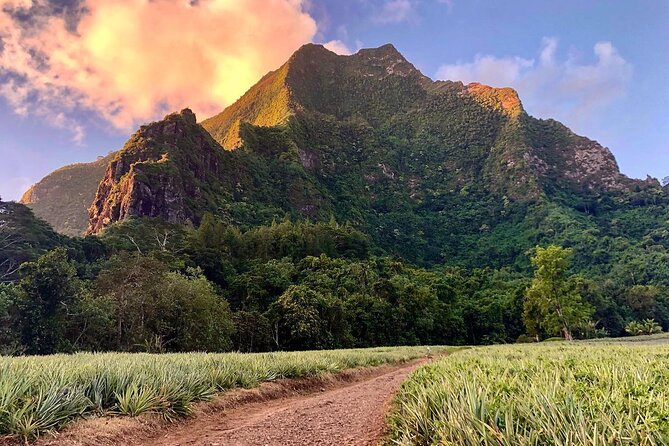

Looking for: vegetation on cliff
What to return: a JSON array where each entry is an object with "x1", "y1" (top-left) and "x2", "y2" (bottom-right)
[{"x1": 4, "y1": 44, "x2": 669, "y2": 356}]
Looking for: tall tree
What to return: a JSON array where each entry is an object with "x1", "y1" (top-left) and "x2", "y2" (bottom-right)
[
  {"x1": 523, "y1": 246, "x2": 594, "y2": 340},
  {"x1": 17, "y1": 248, "x2": 81, "y2": 354}
]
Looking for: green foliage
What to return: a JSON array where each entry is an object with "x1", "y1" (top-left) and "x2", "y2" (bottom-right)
[
  {"x1": 523, "y1": 246, "x2": 594, "y2": 340},
  {"x1": 269, "y1": 285, "x2": 340, "y2": 350},
  {"x1": 625, "y1": 319, "x2": 663, "y2": 336},
  {"x1": 388, "y1": 344, "x2": 669, "y2": 445},
  {"x1": 91, "y1": 255, "x2": 233, "y2": 352},
  {"x1": 4, "y1": 203, "x2": 669, "y2": 355},
  {"x1": 161, "y1": 269, "x2": 234, "y2": 352},
  {"x1": 232, "y1": 311, "x2": 272, "y2": 352},
  {"x1": 0, "y1": 346, "x2": 445, "y2": 441},
  {"x1": 0, "y1": 201, "x2": 63, "y2": 283},
  {"x1": 16, "y1": 248, "x2": 83, "y2": 354},
  {"x1": 0, "y1": 284, "x2": 22, "y2": 355}
]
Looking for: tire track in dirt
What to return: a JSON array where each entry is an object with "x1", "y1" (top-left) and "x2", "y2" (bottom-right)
[{"x1": 143, "y1": 361, "x2": 420, "y2": 446}]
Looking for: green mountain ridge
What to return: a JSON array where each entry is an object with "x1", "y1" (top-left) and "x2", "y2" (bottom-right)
[
  {"x1": 4, "y1": 45, "x2": 669, "y2": 356},
  {"x1": 22, "y1": 44, "x2": 667, "y2": 268}
]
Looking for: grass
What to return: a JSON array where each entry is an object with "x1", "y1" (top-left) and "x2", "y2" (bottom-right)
[
  {"x1": 0, "y1": 346, "x2": 446, "y2": 441},
  {"x1": 584, "y1": 332, "x2": 669, "y2": 345},
  {"x1": 387, "y1": 344, "x2": 669, "y2": 445}
]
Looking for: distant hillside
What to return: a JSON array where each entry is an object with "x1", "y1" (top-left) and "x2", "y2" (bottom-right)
[{"x1": 21, "y1": 153, "x2": 115, "y2": 236}]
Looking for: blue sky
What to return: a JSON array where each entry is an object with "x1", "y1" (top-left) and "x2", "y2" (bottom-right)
[{"x1": 1, "y1": 0, "x2": 667, "y2": 200}]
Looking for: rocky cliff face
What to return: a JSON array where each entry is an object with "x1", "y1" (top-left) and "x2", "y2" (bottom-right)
[
  {"x1": 25, "y1": 44, "x2": 663, "y2": 261},
  {"x1": 87, "y1": 109, "x2": 229, "y2": 234}
]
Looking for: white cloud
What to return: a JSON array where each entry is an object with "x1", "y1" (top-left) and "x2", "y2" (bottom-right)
[
  {"x1": 323, "y1": 39, "x2": 353, "y2": 55},
  {"x1": 437, "y1": 55, "x2": 534, "y2": 87},
  {"x1": 0, "y1": 0, "x2": 319, "y2": 141},
  {"x1": 374, "y1": 0, "x2": 416, "y2": 24},
  {"x1": 436, "y1": 37, "x2": 633, "y2": 124}
]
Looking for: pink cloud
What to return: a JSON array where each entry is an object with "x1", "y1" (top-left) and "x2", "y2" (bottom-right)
[{"x1": 0, "y1": 0, "x2": 318, "y2": 137}]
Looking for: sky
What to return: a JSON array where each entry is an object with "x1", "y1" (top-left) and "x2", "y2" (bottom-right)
[{"x1": 0, "y1": 0, "x2": 667, "y2": 200}]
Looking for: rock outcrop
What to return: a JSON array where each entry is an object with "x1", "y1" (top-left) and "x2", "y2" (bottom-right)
[
  {"x1": 87, "y1": 109, "x2": 228, "y2": 234},
  {"x1": 24, "y1": 43, "x2": 662, "y2": 260}
]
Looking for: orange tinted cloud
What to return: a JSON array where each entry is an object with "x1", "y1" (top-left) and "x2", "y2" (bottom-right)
[{"x1": 0, "y1": 0, "x2": 318, "y2": 133}]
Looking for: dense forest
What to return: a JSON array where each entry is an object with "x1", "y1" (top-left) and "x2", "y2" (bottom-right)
[
  {"x1": 2, "y1": 194, "x2": 668, "y2": 355},
  {"x1": 6, "y1": 44, "x2": 669, "y2": 355}
]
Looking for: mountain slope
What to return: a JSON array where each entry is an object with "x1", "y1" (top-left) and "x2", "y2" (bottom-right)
[
  {"x1": 30, "y1": 43, "x2": 667, "y2": 267},
  {"x1": 20, "y1": 153, "x2": 114, "y2": 236},
  {"x1": 203, "y1": 43, "x2": 633, "y2": 198}
]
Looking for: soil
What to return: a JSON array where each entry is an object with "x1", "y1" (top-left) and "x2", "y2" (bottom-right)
[{"x1": 29, "y1": 359, "x2": 423, "y2": 446}]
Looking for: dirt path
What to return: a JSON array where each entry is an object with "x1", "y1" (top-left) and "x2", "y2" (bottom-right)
[
  {"x1": 142, "y1": 361, "x2": 419, "y2": 446},
  {"x1": 29, "y1": 360, "x2": 424, "y2": 446}
]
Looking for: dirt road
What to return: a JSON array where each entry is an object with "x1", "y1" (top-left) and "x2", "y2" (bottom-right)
[
  {"x1": 31, "y1": 360, "x2": 422, "y2": 446},
  {"x1": 142, "y1": 361, "x2": 419, "y2": 446}
]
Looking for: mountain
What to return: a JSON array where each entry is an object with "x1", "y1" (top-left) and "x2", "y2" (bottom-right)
[
  {"x1": 87, "y1": 109, "x2": 231, "y2": 234},
  {"x1": 201, "y1": 43, "x2": 632, "y2": 196},
  {"x1": 20, "y1": 153, "x2": 115, "y2": 236},
  {"x1": 27, "y1": 43, "x2": 667, "y2": 267}
]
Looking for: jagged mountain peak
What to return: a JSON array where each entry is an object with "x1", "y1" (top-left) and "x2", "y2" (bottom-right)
[
  {"x1": 291, "y1": 42, "x2": 406, "y2": 62},
  {"x1": 201, "y1": 43, "x2": 429, "y2": 149},
  {"x1": 87, "y1": 108, "x2": 226, "y2": 235},
  {"x1": 357, "y1": 42, "x2": 402, "y2": 55},
  {"x1": 25, "y1": 42, "x2": 660, "y2": 241},
  {"x1": 137, "y1": 108, "x2": 199, "y2": 137}
]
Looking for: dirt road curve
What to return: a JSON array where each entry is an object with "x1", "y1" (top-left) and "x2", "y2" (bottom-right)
[{"x1": 145, "y1": 361, "x2": 419, "y2": 446}]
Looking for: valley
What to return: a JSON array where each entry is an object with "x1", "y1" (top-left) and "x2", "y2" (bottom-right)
[{"x1": 1, "y1": 35, "x2": 668, "y2": 446}]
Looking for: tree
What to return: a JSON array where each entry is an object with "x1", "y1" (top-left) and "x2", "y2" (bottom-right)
[
  {"x1": 523, "y1": 246, "x2": 594, "y2": 341},
  {"x1": 232, "y1": 311, "x2": 272, "y2": 352},
  {"x1": 0, "y1": 283, "x2": 22, "y2": 354},
  {"x1": 625, "y1": 285, "x2": 669, "y2": 327},
  {"x1": 16, "y1": 248, "x2": 82, "y2": 354},
  {"x1": 161, "y1": 269, "x2": 234, "y2": 352},
  {"x1": 94, "y1": 254, "x2": 170, "y2": 350},
  {"x1": 268, "y1": 285, "x2": 333, "y2": 350},
  {"x1": 0, "y1": 219, "x2": 22, "y2": 282},
  {"x1": 94, "y1": 255, "x2": 233, "y2": 352}
]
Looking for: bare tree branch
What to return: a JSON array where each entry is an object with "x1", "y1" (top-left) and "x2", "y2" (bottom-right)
[
  {"x1": 0, "y1": 221, "x2": 21, "y2": 251},
  {"x1": 126, "y1": 235, "x2": 143, "y2": 255},
  {"x1": 0, "y1": 218, "x2": 23, "y2": 283},
  {"x1": 0, "y1": 258, "x2": 19, "y2": 283},
  {"x1": 154, "y1": 229, "x2": 170, "y2": 252}
]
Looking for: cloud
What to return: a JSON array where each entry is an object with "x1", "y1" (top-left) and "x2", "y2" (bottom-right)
[
  {"x1": 0, "y1": 0, "x2": 319, "y2": 140},
  {"x1": 323, "y1": 39, "x2": 353, "y2": 55},
  {"x1": 436, "y1": 37, "x2": 633, "y2": 124},
  {"x1": 374, "y1": 0, "x2": 416, "y2": 24},
  {"x1": 437, "y1": 55, "x2": 534, "y2": 87}
]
